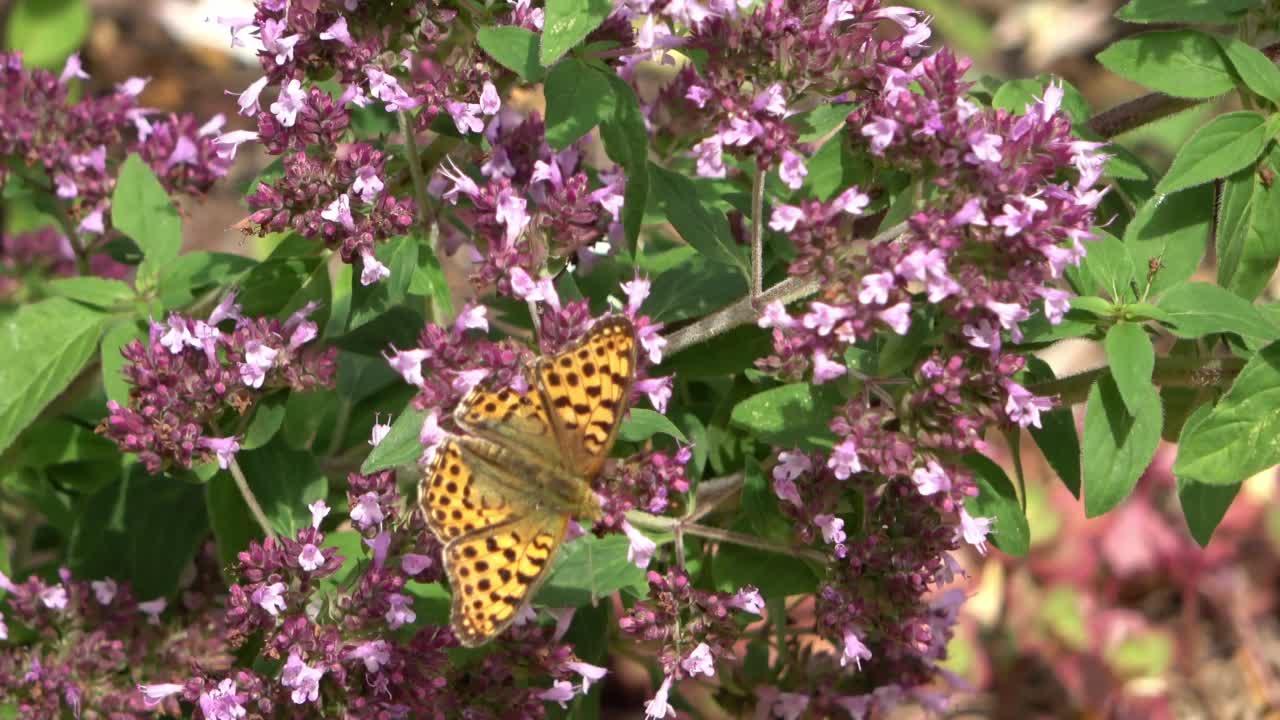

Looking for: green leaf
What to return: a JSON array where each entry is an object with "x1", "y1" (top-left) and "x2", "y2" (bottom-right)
[
  {"x1": 111, "y1": 154, "x2": 183, "y2": 285},
  {"x1": 619, "y1": 409, "x2": 687, "y2": 443},
  {"x1": 806, "y1": 136, "x2": 864, "y2": 201},
  {"x1": 711, "y1": 527, "x2": 820, "y2": 600},
  {"x1": 0, "y1": 298, "x2": 103, "y2": 456},
  {"x1": 1217, "y1": 36, "x2": 1280, "y2": 105},
  {"x1": 741, "y1": 456, "x2": 792, "y2": 542},
  {"x1": 598, "y1": 74, "x2": 650, "y2": 250},
  {"x1": 543, "y1": 59, "x2": 615, "y2": 150},
  {"x1": 788, "y1": 103, "x2": 855, "y2": 143},
  {"x1": 44, "y1": 277, "x2": 134, "y2": 308},
  {"x1": 1156, "y1": 281, "x2": 1280, "y2": 341},
  {"x1": 476, "y1": 26, "x2": 544, "y2": 82},
  {"x1": 1082, "y1": 375, "x2": 1163, "y2": 517},
  {"x1": 1217, "y1": 155, "x2": 1280, "y2": 300},
  {"x1": 100, "y1": 320, "x2": 144, "y2": 406},
  {"x1": 960, "y1": 454, "x2": 1030, "y2": 556},
  {"x1": 540, "y1": 534, "x2": 647, "y2": 606},
  {"x1": 67, "y1": 464, "x2": 209, "y2": 599},
  {"x1": 241, "y1": 394, "x2": 288, "y2": 450},
  {"x1": 1173, "y1": 340, "x2": 1280, "y2": 485},
  {"x1": 1155, "y1": 112, "x2": 1268, "y2": 194},
  {"x1": 992, "y1": 76, "x2": 1091, "y2": 124},
  {"x1": 236, "y1": 250, "x2": 321, "y2": 318},
  {"x1": 1082, "y1": 230, "x2": 1136, "y2": 301},
  {"x1": 14, "y1": 418, "x2": 116, "y2": 468},
  {"x1": 1124, "y1": 185, "x2": 1213, "y2": 297},
  {"x1": 730, "y1": 383, "x2": 840, "y2": 450},
  {"x1": 158, "y1": 251, "x2": 257, "y2": 310},
  {"x1": 540, "y1": 0, "x2": 613, "y2": 65},
  {"x1": 660, "y1": 324, "x2": 771, "y2": 378},
  {"x1": 5, "y1": 0, "x2": 90, "y2": 70},
  {"x1": 332, "y1": 306, "x2": 425, "y2": 357},
  {"x1": 1025, "y1": 359, "x2": 1082, "y2": 498},
  {"x1": 348, "y1": 233, "x2": 418, "y2": 329},
  {"x1": 1097, "y1": 30, "x2": 1234, "y2": 99},
  {"x1": 1174, "y1": 403, "x2": 1242, "y2": 547},
  {"x1": 643, "y1": 250, "x2": 747, "y2": 323},
  {"x1": 648, "y1": 164, "x2": 750, "y2": 278},
  {"x1": 1104, "y1": 322, "x2": 1155, "y2": 415},
  {"x1": 362, "y1": 407, "x2": 429, "y2": 473},
  {"x1": 1115, "y1": 0, "x2": 1259, "y2": 24}
]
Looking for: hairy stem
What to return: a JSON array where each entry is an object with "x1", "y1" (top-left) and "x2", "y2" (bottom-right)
[
  {"x1": 1030, "y1": 354, "x2": 1248, "y2": 406},
  {"x1": 229, "y1": 457, "x2": 277, "y2": 539},
  {"x1": 750, "y1": 165, "x2": 766, "y2": 302},
  {"x1": 398, "y1": 111, "x2": 433, "y2": 231}
]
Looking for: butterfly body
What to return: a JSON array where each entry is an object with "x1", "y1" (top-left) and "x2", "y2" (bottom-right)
[{"x1": 419, "y1": 316, "x2": 637, "y2": 646}]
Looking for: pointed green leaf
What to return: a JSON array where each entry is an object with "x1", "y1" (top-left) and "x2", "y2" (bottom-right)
[
  {"x1": 1082, "y1": 375, "x2": 1163, "y2": 517},
  {"x1": 540, "y1": 0, "x2": 613, "y2": 65},
  {"x1": 1156, "y1": 112, "x2": 1268, "y2": 194},
  {"x1": 1097, "y1": 30, "x2": 1234, "y2": 99},
  {"x1": 1104, "y1": 322, "x2": 1155, "y2": 415}
]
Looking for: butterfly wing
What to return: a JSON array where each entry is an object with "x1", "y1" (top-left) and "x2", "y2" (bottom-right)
[
  {"x1": 444, "y1": 511, "x2": 569, "y2": 646},
  {"x1": 452, "y1": 383, "x2": 564, "y2": 466},
  {"x1": 535, "y1": 316, "x2": 638, "y2": 479},
  {"x1": 421, "y1": 437, "x2": 534, "y2": 543}
]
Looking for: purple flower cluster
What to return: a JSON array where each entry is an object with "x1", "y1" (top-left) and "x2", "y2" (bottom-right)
[
  {"x1": 620, "y1": 571, "x2": 764, "y2": 717},
  {"x1": 0, "y1": 52, "x2": 233, "y2": 247},
  {"x1": 0, "y1": 227, "x2": 129, "y2": 300},
  {"x1": 99, "y1": 294, "x2": 336, "y2": 472}
]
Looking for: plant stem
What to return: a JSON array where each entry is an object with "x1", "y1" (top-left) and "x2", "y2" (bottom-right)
[
  {"x1": 229, "y1": 457, "x2": 276, "y2": 539},
  {"x1": 1030, "y1": 354, "x2": 1247, "y2": 405},
  {"x1": 662, "y1": 222, "x2": 907, "y2": 355},
  {"x1": 750, "y1": 165, "x2": 765, "y2": 302},
  {"x1": 398, "y1": 111, "x2": 433, "y2": 233}
]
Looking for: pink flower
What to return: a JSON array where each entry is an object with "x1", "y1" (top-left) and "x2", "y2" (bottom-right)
[
  {"x1": 213, "y1": 129, "x2": 259, "y2": 161},
  {"x1": 260, "y1": 18, "x2": 301, "y2": 65},
  {"x1": 479, "y1": 81, "x2": 502, "y2": 115},
  {"x1": 773, "y1": 475, "x2": 803, "y2": 507},
  {"x1": 308, "y1": 500, "x2": 330, "y2": 529},
  {"x1": 447, "y1": 100, "x2": 485, "y2": 134},
  {"x1": 232, "y1": 76, "x2": 269, "y2": 117},
  {"x1": 622, "y1": 519, "x2": 657, "y2": 569},
  {"x1": 1004, "y1": 381, "x2": 1053, "y2": 429},
  {"x1": 827, "y1": 438, "x2": 862, "y2": 479},
  {"x1": 958, "y1": 508, "x2": 993, "y2": 554},
  {"x1": 349, "y1": 639, "x2": 391, "y2": 673},
  {"x1": 965, "y1": 130, "x2": 1003, "y2": 164},
  {"x1": 758, "y1": 301, "x2": 796, "y2": 329},
  {"x1": 858, "y1": 272, "x2": 894, "y2": 305},
  {"x1": 951, "y1": 197, "x2": 989, "y2": 226},
  {"x1": 566, "y1": 661, "x2": 608, "y2": 692},
  {"x1": 350, "y1": 492, "x2": 385, "y2": 529},
  {"x1": 321, "y1": 193, "x2": 355, "y2": 230},
  {"x1": 840, "y1": 629, "x2": 873, "y2": 670},
  {"x1": 138, "y1": 597, "x2": 166, "y2": 624},
  {"x1": 962, "y1": 319, "x2": 1001, "y2": 351},
  {"x1": 686, "y1": 84, "x2": 713, "y2": 108},
  {"x1": 60, "y1": 52, "x2": 89, "y2": 83},
  {"x1": 778, "y1": 150, "x2": 808, "y2": 190},
  {"x1": 635, "y1": 376, "x2": 673, "y2": 413},
  {"x1": 728, "y1": 586, "x2": 764, "y2": 614},
  {"x1": 91, "y1": 578, "x2": 117, "y2": 605},
  {"x1": 138, "y1": 683, "x2": 184, "y2": 707},
  {"x1": 452, "y1": 368, "x2": 489, "y2": 395},
  {"x1": 878, "y1": 302, "x2": 912, "y2": 334},
  {"x1": 39, "y1": 584, "x2": 68, "y2": 610},
  {"x1": 811, "y1": 350, "x2": 846, "y2": 384},
  {"x1": 116, "y1": 75, "x2": 149, "y2": 96},
  {"x1": 438, "y1": 158, "x2": 481, "y2": 203},
  {"x1": 252, "y1": 582, "x2": 286, "y2": 616},
  {"x1": 197, "y1": 678, "x2": 244, "y2": 720},
  {"x1": 693, "y1": 135, "x2": 726, "y2": 178},
  {"x1": 360, "y1": 250, "x2": 391, "y2": 286},
  {"x1": 298, "y1": 543, "x2": 324, "y2": 571},
  {"x1": 638, "y1": 322, "x2": 667, "y2": 364},
  {"x1": 419, "y1": 410, "x2": 445, "y2": 449},
  {"x1": 269, "y1": 78, "x2": 307, "y2": 127},
  {"x1": 644, "y1": 675, "x2": 676, "y2": 719},
  {"x1": 772, "y1": 450, "x2": 811, "y2": 482},
  {"x1": 386, "y1": 347, "x2": 430, "y2": 387},
  {"x1": 402, "y1": 553, "x2": 434, "y2": 576},
  {"x1": 385, "y1": 593, "x2": 416, "y2": 628},
  {"x1": 281, "y1": 651, "x2": 324, "y2": 704},
  {"x1": 1039, "y1": 287, "x2": 1071, "y2": 324},
  {"x1": 753, "y1": 83, "x2": 788, "y2": 116},
  {"x1": 240, "y1": 339, "x2": 279, "y2": 388},
  {"x1": 454, "y1": 303, "x2": 489, "y2": 333},
  {"x1": 861, "y1": 116, "x2": 899, "y2": 154},
  {"x1": 814, "y1": 514, "x2": 846, "y2": 545},
  {"x1": 495, "y1": 187, "x2": 531, "y2": 244},
  {"x1": 773, "y1": 692, "x2": 810, "y2": 720},
  {"x1": 539, "y1": 680, "x2": 577, "y2": 708},
  {"x1": 318, "y1": 16, "x2": 353, "y2": 46},
  {"x1": 911, "y1": 460, "x2": 951, "y2": 496},
  {"x1": 801, "y1": 302, "x2": 848, "y2": 336},
  {"x1": 834, "y1": 187, "x2": 871, "y2": 215},
  {"x1": 369, "y1": 415, "x2": 392, "y2": 446},
  {"x1": 770, "y1": 204, "x2": 805, "y2": 232},
  {"x1": 681, "y1": 642, "x2": 716, "y2": 677},
  {"x1": 200, "y1": 436, "x2": 240, "y2": 470},
  {"x1": 621, "y1": 275, "x2": 652, "y2": 316},
  {"x1": 78, "y1": 206, "x2": 105, "y2": 234},
  {"x1": 352, "y1": 165, "x2": 384, "y2": 203}
]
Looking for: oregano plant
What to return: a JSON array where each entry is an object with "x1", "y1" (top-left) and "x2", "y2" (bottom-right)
[{"x1": 1, "y1": 0, "x2": 1279, "y2": 717}]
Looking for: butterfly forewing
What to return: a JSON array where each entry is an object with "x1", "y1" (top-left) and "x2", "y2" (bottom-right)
[
  {"x1": 444, "y1": 511, "x2": 569, "y2": 646},
  {"x1": 536, "y1": 316, "x2": 638, "y2": 478},
  {"x1": 453, "y1": 383, "x2": 564, "y2": 466}
]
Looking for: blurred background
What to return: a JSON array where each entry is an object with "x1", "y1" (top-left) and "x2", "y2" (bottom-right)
[{"x1": 4, "y1": 0, "x2": 1280, "y2": 718}]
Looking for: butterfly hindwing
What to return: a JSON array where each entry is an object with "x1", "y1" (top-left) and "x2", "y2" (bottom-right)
[
  {"x1": 536, "y1": 316, "x2": 638, "y2": 478},
  {"x1": 453, "y1": 384, "x2": 563, "y2": 466},
  {"x1": 420, "y1": 437, "x2": 531, "y2": 543},
  {"x1": 444, "y1": 511, "x2": 569, "y2": 646}
]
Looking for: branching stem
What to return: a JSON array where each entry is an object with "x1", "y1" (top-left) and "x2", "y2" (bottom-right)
[{"x1": 229, "y1": 457, "x2": 276, "y2": 540}]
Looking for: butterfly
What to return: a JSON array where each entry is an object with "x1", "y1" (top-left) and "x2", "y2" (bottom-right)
[{"x1": 419, "y1": 315, "x2": 638, "y2": 646}]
